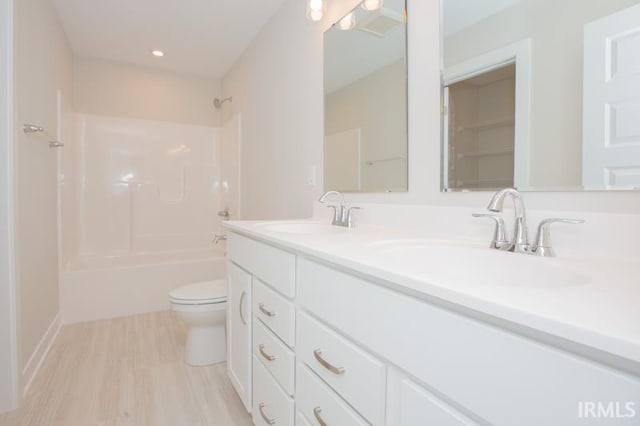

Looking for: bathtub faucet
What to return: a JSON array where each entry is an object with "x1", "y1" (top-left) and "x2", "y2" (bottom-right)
[{"x1": 213, "y1": 234, "x2": 227, "y2": 244}]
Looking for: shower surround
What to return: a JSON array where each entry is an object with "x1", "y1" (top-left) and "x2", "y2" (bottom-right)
[{"x1": 60, "y1": 113, "x2": 240, "y2": 323}]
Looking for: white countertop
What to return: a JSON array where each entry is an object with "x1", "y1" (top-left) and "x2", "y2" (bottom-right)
[{"x1": 223, "y1": 219, "x2": 640, "y2": 370}]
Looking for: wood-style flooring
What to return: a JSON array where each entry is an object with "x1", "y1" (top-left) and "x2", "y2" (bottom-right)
[{"x1": 0, "y1": 311, "x2": 252, "y2": 426}]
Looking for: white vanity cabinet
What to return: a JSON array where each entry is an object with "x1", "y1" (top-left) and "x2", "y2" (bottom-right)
[
  {"x1": 297, "y1": 257, "x2": 640, "y2": 426},
  {"x1": 227, "y1": 232, "x2": 297, "y2": 426},
  {"x1": 227, "y1": 230, "x2": 640, "y2": 426}
]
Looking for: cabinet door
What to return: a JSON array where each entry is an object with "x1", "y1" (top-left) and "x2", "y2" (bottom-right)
[
  {"x1": 227, "y1": 261, "x2": 252, "y2": 412},
  {"x1": 387, "y1": 367, "x2": 478, "y2": 426}
]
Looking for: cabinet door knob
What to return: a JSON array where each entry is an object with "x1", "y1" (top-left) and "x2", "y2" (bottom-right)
[
  {"x1": 258, "y1": 403, "x2": 276, "y2": 425},
  {"x1": 313, "y1": 407, "x2": 328, "y2": 426},
  {"x1": 313, "y1": 349, "x2": 345, "y2": 375},
  {"x1": 259, "y1": 303, "x2": 276, "y2": 317},
  {"x1": 259, "y1": 344, "x2": 276, "y2": 362}
]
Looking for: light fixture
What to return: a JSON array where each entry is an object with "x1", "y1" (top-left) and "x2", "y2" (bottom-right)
[
  {"x1": 151, "y1": 50, "x2": 165, "y2": 57},
  {"x1": 306, "y1": 0, "x2": 324, "y2": 22},
  {"x1": 338, "y1": 12, "x2": 356, "y2": 30},
  {"x1": 361, "y1": 0, "x2": 384, "y2": 11}
]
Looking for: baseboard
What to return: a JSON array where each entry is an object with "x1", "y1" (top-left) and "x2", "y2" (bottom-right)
[{"x1": 21, "y1": 314, "x2": 61, "y2": 396}]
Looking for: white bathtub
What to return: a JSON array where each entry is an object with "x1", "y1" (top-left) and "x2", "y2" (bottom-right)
[{"x1": 61, "y1": 249, "x2": 225, "y2": 324}]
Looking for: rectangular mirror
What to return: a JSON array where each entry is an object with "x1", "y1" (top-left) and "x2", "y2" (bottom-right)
[
  {"x1": 441, "y1": 0, "x2": 640, "y2": 192},
  {"x1": 324, "y1": 0, "x2": 408, "y2": 193}
]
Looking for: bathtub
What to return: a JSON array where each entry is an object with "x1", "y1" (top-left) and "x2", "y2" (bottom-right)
[{"x1": 61, "y1": 249, "x2": 225, "y2": 324}]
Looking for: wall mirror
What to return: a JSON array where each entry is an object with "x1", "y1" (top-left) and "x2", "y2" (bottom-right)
[
  {"x1": 324, "y1": 0, "x2": 408, "y2": 193},
  {"x1": 441, "y1": 0, "x2": 640, "y2": 192}
]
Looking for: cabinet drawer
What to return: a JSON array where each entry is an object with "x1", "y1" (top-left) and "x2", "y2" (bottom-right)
[
  {"x1": 296, "y1": 363, "x2": 368, "y2": 426},
  {"x1": 227, "y1": 232, "x2": 295, "y2": 297},
  {"x1": 298, "y1": 257, "x2": 640, "y2": 426},
  {"x1": 253, "y1": 279, "x2": 296, "y2": 347},
  {"x1": 253, "y1": 355, "x2": 294, "y2": 426},
  {"x1": 297, "y1": 311, "x2": 385, "y2": 425},
  {"x1": 253, "y1": 318, "x2": 295, "y2": 396}
]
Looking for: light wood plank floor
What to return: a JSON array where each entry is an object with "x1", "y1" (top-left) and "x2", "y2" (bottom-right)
[{"x1": 0, "y1": 311, "x2": 252, "y2": 426}]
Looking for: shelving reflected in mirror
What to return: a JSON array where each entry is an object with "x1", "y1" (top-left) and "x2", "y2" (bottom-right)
[
  {"x1": 324, "y1": 0, "x2": 407, "y2": 193},
  {"x1": 441, "y1": 0, "x2": 640, "y2": 192}
]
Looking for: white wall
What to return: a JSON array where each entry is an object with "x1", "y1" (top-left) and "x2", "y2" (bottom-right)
[
  {"x1": 73, "y1": 57, "x2": 223, "y2": 127},
  {"x1": 13, "y1": 0, "x2": 72, "y2": 395},
  {"x1": 221, "y1": 0, "x2": 330, "y2": 220},
  {"x1": 0, "y1": 0, "x2": 18, "y2": 413},
  {"x1": 222, "y1": 0, "x2": 640, "y2": 218}
]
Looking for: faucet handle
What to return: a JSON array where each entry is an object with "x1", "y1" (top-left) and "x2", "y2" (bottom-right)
[
  {"x1": 345, "y1": 206, "x2": 361, "y2": 228},
  {"x1": 532, "y1": 218, "x2": 584, "y2": 257},
  {"x1": 472, "y1": 213, "x2": 509, "y2": 250}
]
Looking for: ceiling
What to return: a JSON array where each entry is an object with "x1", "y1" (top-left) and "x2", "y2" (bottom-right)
[
  {"x1": 53, "y1": 0, "x2": 288, "y2": 80},
  {"x1": 443, "y1": 0, "x2": 524, "y2": 37}
]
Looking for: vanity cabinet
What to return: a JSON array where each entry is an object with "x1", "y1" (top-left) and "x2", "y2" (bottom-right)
[
  {"x1": 227, "y1": 231, "x2": 640, "y2": 426},
  {"x1": 227, "y1": 233, "x2": 297, "y2": 425}
]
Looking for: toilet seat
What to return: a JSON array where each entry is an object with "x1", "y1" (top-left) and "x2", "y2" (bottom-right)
[{"x1": 169, "y1": 280, "x2": 226, "y2": 305}]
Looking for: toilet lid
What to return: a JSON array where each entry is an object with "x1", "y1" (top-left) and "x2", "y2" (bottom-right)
[{"x1": 169, "y1": 280, "x2": 226, "y2": 304}]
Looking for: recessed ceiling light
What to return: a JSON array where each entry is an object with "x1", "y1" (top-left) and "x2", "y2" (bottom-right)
[{"x1": 151, "y1": 50, "x2": 165, "y2": 57}]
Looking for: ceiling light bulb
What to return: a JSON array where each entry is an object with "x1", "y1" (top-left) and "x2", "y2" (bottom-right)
[
  {"x1": 151, "y1": 50, "x2": 164, "y2": 57},
  {"x1": 306, "y1": 0, "x2": 324, "y2": 21},
  {"x1": 309, "y1": 0, "x2": 323, "y2": 11},
  {"x1": 338, "y1": 12, "x2": 356, "y2": 30},
  {"x1": 361, "y1": 0, "x2": 383, "y2": 11},
  {"x1": 307, "y1": 8, "x2": 323, "y2": 21}
]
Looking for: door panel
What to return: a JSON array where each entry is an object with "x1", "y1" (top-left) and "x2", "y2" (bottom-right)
[{"x1": 227, "y1": 261, "x2": 252, "y2": 412}]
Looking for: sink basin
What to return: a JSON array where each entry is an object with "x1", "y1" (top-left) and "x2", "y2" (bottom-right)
[
  {"x1": 367, "y1": 241, "x2": 589, "y2": 288},
  {"x1": 256, "y1": 221, "x2": 346, "y2": 235}
]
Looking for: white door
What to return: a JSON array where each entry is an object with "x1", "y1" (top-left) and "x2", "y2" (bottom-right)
[
  {"x1": 582, "y1": 3, "x2": 640, "y2": 189},
  {"x1": 226, "y1": 261, "x2": 252, "y2": 412}
]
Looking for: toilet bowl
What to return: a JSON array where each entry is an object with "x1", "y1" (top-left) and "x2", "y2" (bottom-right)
[{"x1": 169, "y1": 280, "x2": 227, "y2": 366}]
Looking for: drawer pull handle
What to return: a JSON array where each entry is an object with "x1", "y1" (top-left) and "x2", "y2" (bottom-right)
[
  {"x1": 258, "y1": 403, "x2": 276, "y2": 425},
  {"x1": 313, "y1": 407, "x2": 327, "y2": 426},
  {"x1": 259, "y1": 344, "x2": 276, "y2": 361},
  {"x1": 259, "y1": 303, "x2": 276, "y2": 317},
  {"x1": 313, "y1": 349, "x2": 345, "y2": 375},
  {"x1": 239, "y1": 291, "x2": 247, "y2": 325}
]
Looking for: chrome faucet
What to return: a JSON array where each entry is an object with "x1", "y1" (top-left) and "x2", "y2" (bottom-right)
[
  {"x1": 318, "y1": 190, "x2": 360, "y2": 228},
  {"x1": 474, "y1": 188, "x2": 584, "y2": 257},
  {"x1": 486, "y1": 188, "x2": 530, "y2": 253}
]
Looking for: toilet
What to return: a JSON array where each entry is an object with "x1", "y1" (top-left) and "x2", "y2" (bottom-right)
[{"x1": 169, "y1": 280, "x2": 227, "y2": 366}]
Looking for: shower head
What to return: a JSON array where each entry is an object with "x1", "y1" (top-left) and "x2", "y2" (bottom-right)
[{"x1": 213, "y1": 97, "x2": 232, "y2": 108}]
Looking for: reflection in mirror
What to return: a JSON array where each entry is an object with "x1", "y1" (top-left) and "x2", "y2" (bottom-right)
[
  {"x1": 445, "y1": 64, "x2": 516, "y2": 190},
  {"x1": 441, "y1": 0, "x2": 640, "y2": 192},
  {"x1": 324, "y1": 0, "x2": 407, "y2": 193}
]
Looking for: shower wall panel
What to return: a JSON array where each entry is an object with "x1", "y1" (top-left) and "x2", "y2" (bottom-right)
[{"x1": 74, "y1": 114, "x2": 222, "y2": 256}]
